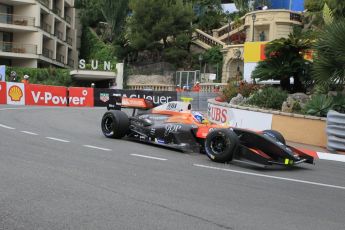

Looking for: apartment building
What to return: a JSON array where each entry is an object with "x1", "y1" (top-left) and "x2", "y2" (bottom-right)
[{"x1": 0, "y1": 0, "x2": 78, "y2": 68}]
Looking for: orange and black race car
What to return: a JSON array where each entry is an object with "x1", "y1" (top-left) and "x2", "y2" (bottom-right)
[{"x1": 101, "y1": 97, "x2": 314, "y2": 167}]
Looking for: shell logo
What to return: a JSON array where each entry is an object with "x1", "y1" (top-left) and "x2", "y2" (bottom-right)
[{"x1": 8, "y1": 85, "x2": 23, "y2": 102}]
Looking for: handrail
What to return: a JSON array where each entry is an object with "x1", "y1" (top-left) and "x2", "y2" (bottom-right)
[
  {"x1": 38, "y1": 0, "x2": 49, "y2": 7},
  {"x1": 0, "y1": 41, "x2": 37, "y2": 54},
  {"x1": 0, "y1": 13, "x2": 35, "y2": 26},
  {"x1": 57, "y1": 54, "x2": 65, "y2": 63},
  {"x1": 42, "y1": 22, "x2": 51, "y2": 33},
  {"x1": 216, "y1": 17, "x2": 246, "y2": 38},
  {"x1": 195, "y1": 29, "x2": 225, "y2": 47},
  {"x1": 42, "y1": 47, "x2": 53, "y2": 58}
]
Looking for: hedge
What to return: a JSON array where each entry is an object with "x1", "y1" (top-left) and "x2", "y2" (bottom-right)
[{"x1": 5, "y1": 67, "x2": 74, "y2": 87}]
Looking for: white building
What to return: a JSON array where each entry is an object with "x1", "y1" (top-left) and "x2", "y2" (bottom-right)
[{"x1": 0, "y1": 0, "x2": 78, "y2": 68}]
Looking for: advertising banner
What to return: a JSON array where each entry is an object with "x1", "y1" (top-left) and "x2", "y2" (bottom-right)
[
  {"x1": 6, "y1": 82, "x2": 25, "y2": 105},
  {"x1": 244, "y1": 42, "x2": 267, "y2": 63},
  {"x1": 0, "y1": 82, "x2": 6, "y2": 104},
  {"x1": 25, "y1": 84, "x2": 68, "y2": 106},
  {"x1": 207, "y1": 103, "x2": 273, "y2": 130},
  {"x1": 68, "y1": 87, "x2": 94, "y2": 107},
  {"x1": 94, "y1": 89, "x2": 177, "y2": 107},
  {"x1": 207, "y1": 103, "x2": 229, "y2": 124}
]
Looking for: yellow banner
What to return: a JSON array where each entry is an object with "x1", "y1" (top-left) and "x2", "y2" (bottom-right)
[{"x1": 244, "y1": 42, "x2": 268, "y2": 63}]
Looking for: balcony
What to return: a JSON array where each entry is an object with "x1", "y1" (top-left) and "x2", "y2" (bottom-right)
[
  {"x1": 41, "y1": 22, "x2": 52, "y2": 33},
  {"x1": 68, "y1": 58, "x2": 74, "y2": 68},
  {"x1": 0, "y1": 41, "x2": 37, "y2": 54},
  {"x1": 54, "y1": 30, "x2": 63, "y2": 40},
  {"x1": 66, "y1": 36, "x2": 72, "y2": 45},
  {"x1": 42, "y1": 47, "x2": 53, "y2": 58},
  {"x1": 0, "y1": 13, "x2": 35, "y2": 27},
  {"x1": 53, "y1": 7, "x2": 61, "y2": 17},
  {"x1": 57, "y1": 53, "x2": 65, "y2": 63},
  {"x1": 38, "y1": 0, "x2": 49, "y2": 7},
  {"x1": 65, "y1": 15, "x2": 71, "y2": 24}
]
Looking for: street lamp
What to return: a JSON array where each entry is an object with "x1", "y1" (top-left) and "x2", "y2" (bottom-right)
[
  {"x1": 198, "y1": 54, "x2": 203, "y2": 82},
  {"x1": 227, "y1": 11, "x2": 231, "y2": 45},
  {"x1": 252, "y1": 13, "x2": 256, "y2": 42}
]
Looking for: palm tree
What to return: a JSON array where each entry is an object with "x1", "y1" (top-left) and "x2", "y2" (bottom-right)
[{"x1": 313, "y1": 20, "x2": 345, "y2": 88}]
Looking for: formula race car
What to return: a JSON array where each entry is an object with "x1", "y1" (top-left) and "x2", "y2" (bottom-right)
[{"x1": 101, "y1": 97, "x2": 314, "y2": 167}]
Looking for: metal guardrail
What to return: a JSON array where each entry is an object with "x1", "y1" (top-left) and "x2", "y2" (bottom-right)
[
  {"x1": 42, "y1": 22, "x2": 51, "y2": 33},
  {"x1": 0, "y1": 41, "x2": 37, "y2": 54},
  {"x1": 0, "y1": 13, "x2": 35, "y2": 26},
  {"x1": 42, "y1": 47, "x2": 53, "y2": 58},
  {"x1": 327, "y1": 110, "x2": 345, "y2": 152}
]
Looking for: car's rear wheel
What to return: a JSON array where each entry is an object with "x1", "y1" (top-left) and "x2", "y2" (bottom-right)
[
  {"x1": 204, "y1": 129, "x2": 239, "y2": 163},
  {"x1": 263, "y1": 130, "x2": 286, "y2": 144},
  {"x1": 101, "y1": 110, "x2": 129, "y2": 138}
]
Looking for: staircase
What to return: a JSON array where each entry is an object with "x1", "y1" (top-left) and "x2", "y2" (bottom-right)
[{"x1": 193, "y1": 16, "x2": 246, "y2": 50}]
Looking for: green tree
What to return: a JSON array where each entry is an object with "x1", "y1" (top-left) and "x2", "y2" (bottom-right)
[
  {"x1": 313, "y1": 20, "x2": 345, "y2": 88},
  {"x1": 100, "y1": 0, "x2": 129, "y2": 42},
  {"x1": 75, "y1": 0, "x2": 104, "y2": 26},
  {"x1": 127, "y1": 0, "x2": 194, "y2": 65},
  {"x1": 233, "y1": 0, "x2": 249, "y2": 13},
  {"x1": 252, "y1": 30, "x2": 313, "y2": 92}
]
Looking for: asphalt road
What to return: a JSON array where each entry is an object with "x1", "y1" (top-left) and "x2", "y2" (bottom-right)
[{"x1": 0, "y1": 105, "x2": 344, "y2": 230}]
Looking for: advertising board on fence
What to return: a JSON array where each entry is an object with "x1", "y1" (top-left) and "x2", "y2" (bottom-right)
[
  {"x1": 94, "y1": 89, "x2": 177, "y2": 107},
  {"x1": 207, "y1": 103, "x2": 273, "y2": 130},
  {"x1": 6, "y1": 82, "x2": 25, "y2": 105},
  {"x1": 25, "y1": 84, "x2": 68, "y2": 106},
  {"x1": 0, "y1": 82, "x2": 6, "y2": 104},
  {"x1": 68, "y1": 87, "x2": 94, "y2": 107}
]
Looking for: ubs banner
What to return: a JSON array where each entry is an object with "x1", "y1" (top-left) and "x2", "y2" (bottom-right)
[{"x1": 94, "y1": 89, "x2": 177, "y2": 107}]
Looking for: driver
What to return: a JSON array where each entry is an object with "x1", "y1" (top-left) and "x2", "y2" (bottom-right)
[{"x1": 192, "y1": 112, "x2": 208, "y2": 124}]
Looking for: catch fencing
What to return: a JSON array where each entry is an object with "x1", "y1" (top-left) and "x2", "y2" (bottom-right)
[{"x1": 327, "y1": 110, "x2": 345, "y2": 152}]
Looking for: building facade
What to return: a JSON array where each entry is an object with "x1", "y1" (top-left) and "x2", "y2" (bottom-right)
[{"x1": 0, "y1": 0, "x2": 78, "y2": 68}]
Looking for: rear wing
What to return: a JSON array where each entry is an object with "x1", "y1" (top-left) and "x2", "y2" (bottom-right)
[{"x1": 107, "y1": 95, "x2": 154, "y2": 111}]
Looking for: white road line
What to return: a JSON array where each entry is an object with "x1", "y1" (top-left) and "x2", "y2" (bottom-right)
[
  {"x1": 131, "y1": 154, "x2": 167, "y2": 161},
  {"x1": 46, "y1": 137, "x2": 70, "y2": 143},
  {"x1": 83, "y1": 145, "x2": 111, "y2": 151},
  {"x1": 0, "y1": 124, "x2": 15, "y2": 130},
  {"x1": 20, "y1": 131, "x2": 38, "y2": 136},
  {"x1": 193, "y1": 164, "x2": 345, "y2": 191}
]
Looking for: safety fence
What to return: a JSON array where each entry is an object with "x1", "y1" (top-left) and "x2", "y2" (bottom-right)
[
  {"x1": 0, "y1": 82, "x2": 178, "y2": 107},
  {"x1": 327, "y1": 110, "x2": 345, "y2": 152},
  {"x1": 0, "y1": 82, "x2": 216, "y2": 111}
]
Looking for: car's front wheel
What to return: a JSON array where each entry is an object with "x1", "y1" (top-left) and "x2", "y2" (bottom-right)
[
  {"x1": 101, "y1": 110, "x2": 129, "y2": 138},
  {"x1": 204, "y1": 129, "x2": 239, "y2": 163}
]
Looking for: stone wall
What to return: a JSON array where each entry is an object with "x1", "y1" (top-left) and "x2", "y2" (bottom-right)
[{"x1": 127, "y1": 75, "x2": 174, "y2": 85}]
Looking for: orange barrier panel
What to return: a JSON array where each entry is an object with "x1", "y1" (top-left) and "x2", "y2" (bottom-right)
[
  {"x1": 0, "y1": 82, "x2": 6, "y2": 104},
  {"x1": 68, "y1": 87, "x2": 94, "y2": 107},
  {"x1": 25, "y1": 84, "x2": 68, "y2": 106}
]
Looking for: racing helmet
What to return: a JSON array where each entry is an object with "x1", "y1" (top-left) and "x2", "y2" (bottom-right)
[{"x1": 192, "y1": 112, "x2": 204, "y2": 123}]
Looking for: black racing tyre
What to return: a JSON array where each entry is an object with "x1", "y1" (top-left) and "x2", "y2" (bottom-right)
[
  {"x1": 204, "y1": 129, "x2": 239, "y2": 163},
  {"x1": 101, "y1": 110, "x2": 129, "y2": 139},
  {"x1": 263, "y1": 129, "x2": 286, "y2": 145}
]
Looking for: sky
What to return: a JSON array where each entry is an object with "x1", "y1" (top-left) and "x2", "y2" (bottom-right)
[{"x1": 221, "y1": 3, "x2": 238, "y2": 13}]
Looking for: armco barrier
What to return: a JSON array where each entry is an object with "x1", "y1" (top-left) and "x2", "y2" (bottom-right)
[
  {"x1": 327, "y1": 110, "x2": 345, "y2": 152},
  {"x1": 208, "y1": 99, "x2": 327, "y2": 147},
  {"x1": 26, "y1": 84, "x2": 68, "y2": 106},
  {"x1": 68, "y1": 87, "x2": 94, "y2": 107},
  {"x1": 94, "y1": 89, "x2": 177, "y2": 107}
]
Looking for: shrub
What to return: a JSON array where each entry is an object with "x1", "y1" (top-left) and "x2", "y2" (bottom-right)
[
  {"x1": 221, "y1": 80, "x2": 259, "y2": 102},
  {"x1": 303, "y1": 94, "x2": 345, "y2": 117},
  {"x1": 5, "y1": 67, "x2": 74, "y2": 86},
  {"x1": 247, "y1": 87, "x2": 288, "y2": 110}
]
